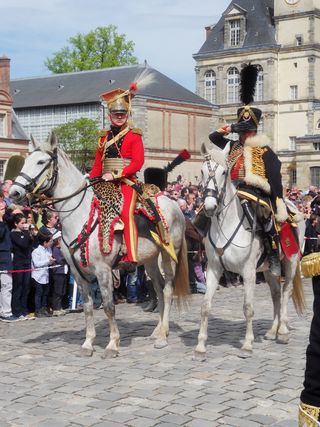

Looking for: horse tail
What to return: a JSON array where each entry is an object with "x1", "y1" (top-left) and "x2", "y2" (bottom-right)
[
  {"x1": 173, "y1": 237, "x2": 190, "y2": 305},
  {"x1": 292, "y1": 259, "x2": 305, "y2": 315}
]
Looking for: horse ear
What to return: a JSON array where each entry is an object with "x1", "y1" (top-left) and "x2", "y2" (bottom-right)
[
  {"x1": 30, "y1": 134, "x2": 39, "y2": 150},
  {"x1": 49, "y1": 131, "x2": 58, "y2": 149},
  {"x1": 200, "y1": 143, "x2": 208, "y2": 156}
]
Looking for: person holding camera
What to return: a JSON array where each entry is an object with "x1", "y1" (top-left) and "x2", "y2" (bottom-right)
[{"x1": 10, "y1": 213, "x2": 34, "y2": 320}]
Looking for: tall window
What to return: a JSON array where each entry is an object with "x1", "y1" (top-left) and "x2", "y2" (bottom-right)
[
  {"x1": 204, "y1": 70, "x2": 216, "y2": 103},
  {"x1": 230, "y1": 19, "x2": 241, "y2": 46},
  {"x1": 310, "y1": 167, "x2": 320, "y2": 187},
  {"x1": 289, "y1": 168, "x2": 297, "y2": 186},
  {"x1": 227, "y1": 67, "x2": 240, "y2": 103},
  {"x1": 290, "y1": 85, "x2": 298, "y2": 100},
  {"x1": 289, "y1": 136, "x2": 296, "y2": 151},
  {"x1": 256, "y1": 66, "x2": 264, "y2": 101},
  {"x1": 0, "y1": 160, "x2": 5, "y2": 180},
  {"x1": 0, "y1": 114, "x2": 5, "y2": 137}
]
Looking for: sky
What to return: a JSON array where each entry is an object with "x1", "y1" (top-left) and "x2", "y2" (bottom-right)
[{"x1": 0, "y1": 0, "x2": 231, "y2": 92}]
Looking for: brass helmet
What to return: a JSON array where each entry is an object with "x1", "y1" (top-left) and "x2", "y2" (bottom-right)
[{"x1": 100, "y1": 88, "x2": 132, "y2": 114}]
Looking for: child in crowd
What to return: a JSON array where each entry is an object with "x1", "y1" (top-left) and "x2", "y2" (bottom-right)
[
  {"x1": 31, "y1": 232, "x2": 55, "y2": 317},
  {"x1": 51, "y1": 231, "x2": 68, "y2": 316},
  {"x1": 10, "y1": 213, "x2": 34, "y2": 320},
  {"x1": 0, "y1": 200, "x2": 16, "y2": 322}
]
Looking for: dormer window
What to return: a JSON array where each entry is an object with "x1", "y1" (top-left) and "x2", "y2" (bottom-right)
[
  {"x1": 230, "y1": 19, "x2": 241, "y2": 46},
  {"x1": 223, "y1": 5, "x2": 246, "y2": 49}
]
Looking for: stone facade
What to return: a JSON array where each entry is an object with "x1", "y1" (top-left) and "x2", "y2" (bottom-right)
[{"x1": 194, "y1": 0, "x2": 320, "y2": 189}]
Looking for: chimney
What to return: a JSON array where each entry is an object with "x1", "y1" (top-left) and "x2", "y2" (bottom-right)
[
  {"x1": 0, "y1": 55, "x2": 11, "y2": 96},
  {"x1": 205, "y1": 25, "x2": 214, "y2": 40}
]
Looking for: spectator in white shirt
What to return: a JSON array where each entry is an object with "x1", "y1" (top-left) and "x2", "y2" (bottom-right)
[{"x1": 31, "y1": 232, "x2": 55, "y2": 317}]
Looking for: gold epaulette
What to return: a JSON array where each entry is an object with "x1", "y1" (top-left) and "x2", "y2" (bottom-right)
[
  {"x1": 98, "y1": 136, "x2": 105, "y2": 150},
  {"x1": 99, "y1": 129, "x2": 108, "y2": 137},
  {"x1": 131, "y1": 127, "x2": 143, "y2": 135}
]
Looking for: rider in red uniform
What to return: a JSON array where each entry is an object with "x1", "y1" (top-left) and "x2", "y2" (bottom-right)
[{"x1": 90, "y1": 87, "x2": 144, "y2": 272}]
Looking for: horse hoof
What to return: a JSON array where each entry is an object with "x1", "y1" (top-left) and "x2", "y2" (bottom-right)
[
  {"x1": 80, "y1": 347, "x2": 94, "y2": 357},
  {"x1": 264, "y1": 332, "x2": 276, "y2": 341},
  {"x1": 102, "y1": 349, "x2": 119, "y2": 359},
  {"x1": 276, "y1": 334, "x2": 289, "y2": 345},
  {"x1": 239, "y1": 348, "x2": 253, "y2": 358},
  {"x1": 154, "y1": 338, "x2": 168, "y2": 349},
  {"x1": 193, "y1": 351, "x2": 206, "y2": 362}
]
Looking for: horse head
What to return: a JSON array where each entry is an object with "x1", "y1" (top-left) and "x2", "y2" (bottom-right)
[
  {"x1": 200, "y1": 142, "x2": 229, "y2": 216},
  {"x1": 10, "y1": 132, "x2": 59, "y2": 204}
]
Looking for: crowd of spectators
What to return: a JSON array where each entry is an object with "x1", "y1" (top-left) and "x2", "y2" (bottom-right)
[{"x1": 2, "y1": 174, "x2": 320, "y2": 322}]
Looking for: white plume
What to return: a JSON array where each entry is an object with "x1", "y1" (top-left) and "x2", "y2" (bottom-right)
[{"x1": 131, "y1": 67, "x2": 155, "y2": 92}]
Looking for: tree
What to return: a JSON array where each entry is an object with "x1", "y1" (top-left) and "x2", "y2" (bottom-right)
[
  {"x1": 53, "y1": 118, "x2": 99, "y2": 171},
  {"x1": 45, "y1": 25, "x2": 138, "y2": 73}
]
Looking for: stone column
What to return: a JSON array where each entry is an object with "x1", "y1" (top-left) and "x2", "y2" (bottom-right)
[{"x1": 216, "y1": 65, "x2": 224, "y2": 104}]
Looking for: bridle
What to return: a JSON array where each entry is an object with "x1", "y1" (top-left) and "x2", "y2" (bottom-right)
[
  {"x1": 14, "y1": 148, "x2": 59, "y2": 199},
  {"x1": 13, "y1": 148, "x2": 99, "y2": 214},
  {"x1": 202, "y1": 151, "x2": 246, "y2": 264},
  {"x1": 202, "y1": 152, "x2": 229, "y2": 215}
]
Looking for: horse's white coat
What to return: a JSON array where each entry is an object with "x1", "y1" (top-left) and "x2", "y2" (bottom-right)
[
  {"x1": 195, "y1": 144, "x2": 305, "y2": 359},
  {"x1": 10, "y1": 134, "x2": 188, "y2": 357}
]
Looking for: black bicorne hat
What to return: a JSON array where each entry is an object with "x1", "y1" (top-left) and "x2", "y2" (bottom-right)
[{"x1": 237, "y1": 64, "x2": 262, "y2": 131}]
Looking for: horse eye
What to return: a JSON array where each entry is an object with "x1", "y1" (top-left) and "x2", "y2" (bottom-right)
[{"x1": 37, "y1": 160, "x2": 46, "y2": 165}]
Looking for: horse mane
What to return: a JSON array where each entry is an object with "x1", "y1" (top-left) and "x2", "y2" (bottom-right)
[{"x1": 207, "y1": 146, "x2": 228, "y2": 168}]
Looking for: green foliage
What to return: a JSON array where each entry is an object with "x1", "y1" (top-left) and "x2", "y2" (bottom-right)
[
  {"x1": 53, "y1": 117, "x2": 99, "y2": 171},
  {"x1": 4, "y1": 155, "x2": 25, "y2": 181},
  {"x1": 45, "y1": 25, "x2": 138, "y2": 73}
]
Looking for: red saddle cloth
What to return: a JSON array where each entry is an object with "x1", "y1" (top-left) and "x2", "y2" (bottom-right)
[{"x1": 279, "y1": 222, "x2": 299, "y2": 260}]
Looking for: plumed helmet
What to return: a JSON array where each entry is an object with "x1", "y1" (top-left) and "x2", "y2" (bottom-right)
[
  {"x1": 237, "y1": 64, "x2": 262, "y2": 131},
  {"x1": 144, "y1": 150, "x2": 191, "y2": 190}
]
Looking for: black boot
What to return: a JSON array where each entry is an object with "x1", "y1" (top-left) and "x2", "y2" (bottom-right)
[
  {"x1": 263, "y1": 234, "x2": 281, "y2": 277},
  {"x1": 143, "y1": 280, "x2": 158, "y2": 312},
  {"x1": 193, "y1": 207, "x2": 211, "y2": 237}
]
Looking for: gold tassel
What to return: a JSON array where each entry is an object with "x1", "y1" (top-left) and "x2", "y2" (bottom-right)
[
  {"x1": 299, "y1": 402, "x2": 320, "y2": 426},
  {"x1": 301, "y1": 253, "x2": 320, "y2": 278}
]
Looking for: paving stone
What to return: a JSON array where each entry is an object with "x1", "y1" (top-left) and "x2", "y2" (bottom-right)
[
  {"x1": 0, "y1": 283, "x2": 313, "y2": 427},
  {"x1": 248, "y1": 413, "x2": 277, "y2": 425}
]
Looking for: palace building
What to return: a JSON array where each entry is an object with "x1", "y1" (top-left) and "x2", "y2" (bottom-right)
[
  {"x1": 194, "y1": 0, "x2": 320, "y2": 189},
  {"x1": 11, "y1": 64, "x2": 216, "y2": 182}
]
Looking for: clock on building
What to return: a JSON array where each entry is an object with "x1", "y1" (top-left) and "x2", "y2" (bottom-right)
[{"x1": 285, "y1": 0, "x2": 300, "y2": 4}]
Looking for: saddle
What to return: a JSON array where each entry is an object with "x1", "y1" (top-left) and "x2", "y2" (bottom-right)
[
  {"x1": 78, "y1": 181, "x2": 170, "y2": 267},
  {"x1": 237, "y1": 187, "x2": 300, "y2": 259}
]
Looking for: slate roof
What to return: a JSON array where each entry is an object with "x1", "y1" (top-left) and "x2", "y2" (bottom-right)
[
  {"x1": 10, "y1": 65, "x2": 212, "y2": 109},
  {"x1": 11, "y1": 110, "x2": 28, "y2": 140},
  {"x1": 195, "y1": 0, "x2": 277, "y2": 58}
]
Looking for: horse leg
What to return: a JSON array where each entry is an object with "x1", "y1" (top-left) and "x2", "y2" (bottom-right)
[
  {"x1": 78, "y1": 280, "x2": 96, "y2": 357},
  {"x1": 98, "y1": 269, "x2": 121, "y2": 358},
  {"x1": 145, "y1": 257, "x2": 169, "y2": 348},
  {"x1": 194, "y1": 263, "x2": 221, "y2": 361},
  {"x1": 241, "y1": 268, "x2": 256, "y2": 353},
  {"x1": 155, "y1": 252, "x2": 176, "y2": 349},
  {"x1": 277, "y1": 258, "x2": 295, "y2": 344},
  {"x1": 264, "y1": 271, "x2": 281, "y2": 341}
]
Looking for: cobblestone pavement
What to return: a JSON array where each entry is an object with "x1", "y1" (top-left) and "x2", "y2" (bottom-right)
[{"x1": 0, "y1": 279, "x2": 314, "y2": 427}]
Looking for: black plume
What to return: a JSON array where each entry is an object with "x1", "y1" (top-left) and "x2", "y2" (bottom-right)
[{"x1": 240, "y1": 64, "x2": 258, "y2": 105}]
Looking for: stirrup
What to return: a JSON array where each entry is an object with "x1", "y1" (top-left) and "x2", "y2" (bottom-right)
[{"x1": 299, "y1": 401, "x2": 320, "y2": 426}]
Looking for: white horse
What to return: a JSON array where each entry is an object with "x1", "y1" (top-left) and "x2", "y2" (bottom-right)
[
  {"x1": 10, "y1": 133, "x2": 189, "y2": 358},
  {"x1": 194, "y1": 143, "x2": 305, "y2": 360}
]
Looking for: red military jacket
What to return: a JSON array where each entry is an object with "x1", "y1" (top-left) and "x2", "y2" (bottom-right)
[{"x1": 90, "y1": 128, "x2": 144, "y2": 179}]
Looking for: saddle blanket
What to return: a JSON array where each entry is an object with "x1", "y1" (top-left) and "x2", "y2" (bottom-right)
[{"x1": 78, "y1": 181, "x2": 167, "y2": 267}]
